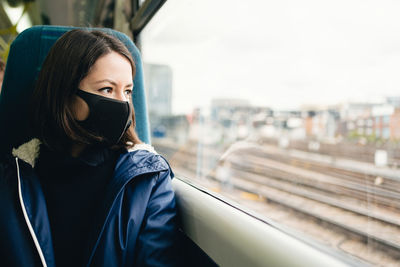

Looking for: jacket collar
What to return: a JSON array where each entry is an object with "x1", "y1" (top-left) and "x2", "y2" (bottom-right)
[
  {"x1": 128, "y1": 142, "x2": 158, "y2": 154},
  {"x1": 11, "y1": 138, "x2": 159, "y2": 168},
  {"x1": 12, "y1": 138, "x2": 41, "y2": 167}
]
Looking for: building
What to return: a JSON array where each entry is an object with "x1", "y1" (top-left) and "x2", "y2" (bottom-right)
[{"x1": 144, "y1": 63, "x2": 173, "y2": 116}]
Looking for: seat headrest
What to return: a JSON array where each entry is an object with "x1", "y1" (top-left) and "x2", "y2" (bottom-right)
[{"x1": 0, "y1": 25, "x2": 150, "y2": 155}]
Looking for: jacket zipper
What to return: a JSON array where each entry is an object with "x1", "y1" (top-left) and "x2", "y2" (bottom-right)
[{"x1": 15, "y1": 157, "x2": 48, "y2": 267}]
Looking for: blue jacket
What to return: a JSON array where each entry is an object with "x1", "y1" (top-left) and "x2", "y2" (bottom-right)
[{"x1": 0, "y1": 139, "x2": 181, "y2": 267}]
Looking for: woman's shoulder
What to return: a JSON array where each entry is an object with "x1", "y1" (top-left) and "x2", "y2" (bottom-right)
[
  {"x1": 128, "y1": 143, "x2": 158, "y2": 154},
  {"x1": 116, "y1": 143, "x2": 172, "y2": 176}
]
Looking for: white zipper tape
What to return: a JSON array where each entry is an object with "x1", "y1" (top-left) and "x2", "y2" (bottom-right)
[{"x1": 16, "y1": 157, "x2": 48, "y2": 267}]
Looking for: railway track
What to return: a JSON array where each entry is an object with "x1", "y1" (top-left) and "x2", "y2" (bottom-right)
[
  {"x1": 153, "y1": 140, "x2": 400, "y2": 262},
  {"x1": 226, "y1": 151, "x2": 400, "y2": 214},
  {"x1": 211, "y1": 164, "x2": 400, "y2": 254},
  {"x1": 223, "y1": 154, "x2": 400, "y2": 227},
  {"x1": 249, "y1": 148, "x2": 400, "y2": 210},
  {"x1": 158, "y1": 141, "x2": 400, "y2": 211}
]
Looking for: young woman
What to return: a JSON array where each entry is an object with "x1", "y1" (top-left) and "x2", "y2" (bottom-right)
[{"x1": 0, "y1": 29, "x2": 181, "y2": 267}]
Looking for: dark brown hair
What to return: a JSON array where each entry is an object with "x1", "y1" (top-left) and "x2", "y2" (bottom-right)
[
  {"x1": 31, "y1": 29, "x2": 141, "y2": 152},
  {"x1": 0, "y1": 58, "x2": 5, "y2": 72}
]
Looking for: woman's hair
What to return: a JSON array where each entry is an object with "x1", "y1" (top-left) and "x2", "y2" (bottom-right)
[
  {"x1": 0, "y1": 58, "x2": 5, "y2": 72},
  {"x1": 31, "y1": 29, "x2": 141, "y2": 152}
]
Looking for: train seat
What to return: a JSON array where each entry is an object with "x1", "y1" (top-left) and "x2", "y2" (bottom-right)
[{"x1": 0, "y1": 25, "x2": 150, "y2": 155}]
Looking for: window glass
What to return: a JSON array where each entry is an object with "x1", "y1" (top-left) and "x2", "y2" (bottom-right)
[
  {"x1": 2, "y1": 1, "x2": 32, "y2": 32},
  {"x1": 383, "y1": 115, "x2": 391, "y2": 124},
  {"x1": 141, "y1": 0, "x2": 400, "y2": 265}
]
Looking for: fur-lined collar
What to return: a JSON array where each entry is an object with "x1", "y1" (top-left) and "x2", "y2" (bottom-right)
[
  {"x1": 128, "y1": 143, "x2": 157, "y2": 154},
  {"x1": 12, "y1": 139, "x2": 41, "y2": 167},
  {"x1": 12, "y1": 138, "x2": 157, "y2": 168}
]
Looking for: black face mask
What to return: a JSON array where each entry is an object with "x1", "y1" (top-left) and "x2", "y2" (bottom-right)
[{"x1": 76, "y1": 89, "x2": 132, "y2": 145}]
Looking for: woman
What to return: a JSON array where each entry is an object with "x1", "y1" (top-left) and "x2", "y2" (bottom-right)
[{"x1": 0, "y1": 29, "x2": 181, "y2": 267}]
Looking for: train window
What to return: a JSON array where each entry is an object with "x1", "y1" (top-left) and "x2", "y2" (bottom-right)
[
  {"x1": 2, "y1": 1, "x2": 32, "y2": 32},
  {"x1": 140, "y1": 0, "x2": 400, "y2": 265}
]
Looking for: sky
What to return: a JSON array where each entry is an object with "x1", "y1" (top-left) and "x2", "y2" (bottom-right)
[{"x1": 142, "y1": 1, "x2": 400, "y2": 114}]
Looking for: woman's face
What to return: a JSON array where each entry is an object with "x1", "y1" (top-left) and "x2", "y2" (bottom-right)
[{"x1": 72, "y1": 51, "x2": 133, "y2": 121}]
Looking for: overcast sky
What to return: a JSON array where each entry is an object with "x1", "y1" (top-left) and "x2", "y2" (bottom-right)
[{"x1": 141, "y1": 0, "x2": 400, "y2": 114}]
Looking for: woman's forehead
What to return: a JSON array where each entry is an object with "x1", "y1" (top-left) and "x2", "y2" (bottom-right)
[{"x1": 83, "y1": 52, "x2": 133, "y2": 84}]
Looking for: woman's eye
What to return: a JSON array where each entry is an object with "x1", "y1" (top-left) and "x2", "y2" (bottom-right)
[
  {"x1": 99, "y1": 87, "x2": 112, "y2": 94},
  {"x1": 125, "y1": 89, "x2": 133, "y2": 96}
]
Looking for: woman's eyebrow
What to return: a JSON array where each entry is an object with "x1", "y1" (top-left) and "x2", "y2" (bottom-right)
[
  {"x1": 94, "y1": 79, "x2": 116, "y2": 85},
  {"x1": 94, "y1": 79, "x2": 133, "y2": 87}
]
